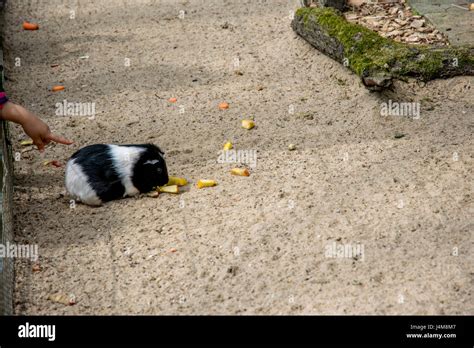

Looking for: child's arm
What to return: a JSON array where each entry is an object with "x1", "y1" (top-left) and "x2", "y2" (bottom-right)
[{"x1": 0, "y1": 99, "x2": 73, "y2": 152}]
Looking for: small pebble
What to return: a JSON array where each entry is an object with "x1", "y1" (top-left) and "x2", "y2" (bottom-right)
[
  {"x1": 288, "y1": 144, "x2": 297, "y2": 151},
  {"x1": 147, "y1": 191, "x2": 159, "y2": 198}
]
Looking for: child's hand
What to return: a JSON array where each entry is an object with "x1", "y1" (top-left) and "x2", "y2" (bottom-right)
[
  {"x1": 21, "y1": 114, "x2": 73, "y2": 151},
  {"x1": 0, "y1": 101, "x2": 73, "y2": 151}
]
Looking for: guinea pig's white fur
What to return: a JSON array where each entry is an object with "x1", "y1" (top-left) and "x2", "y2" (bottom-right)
[
  {"x1": 65, "y1": 145, "x2": 146, "y2": 206},
  {"x1": 108, "y1": 145, "x2": 144, "y2": 197},
  {"x1": 65, "y1": 159, "x2": 102, "y2": 206}
]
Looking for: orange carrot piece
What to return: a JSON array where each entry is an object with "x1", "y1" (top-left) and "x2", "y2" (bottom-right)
[
  {"x1": 52, "y1": 85, "x2": 65, "y2": 92},
  {"x1": 23, "y1": 22, "x2": 39, "y2": 30}
]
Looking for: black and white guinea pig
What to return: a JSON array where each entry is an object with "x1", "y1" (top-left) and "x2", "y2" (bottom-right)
[{"x1": 65, "y1": 144, "x2": 169, "y2": 206}]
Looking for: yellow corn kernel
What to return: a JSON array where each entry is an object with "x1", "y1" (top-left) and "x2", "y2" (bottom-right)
[
  {"x1": 223, "y1": 142, "x2": 233, "y2": 151},
  {"x1": 230, "y1": 168, "x2": 250, "y2": 177},
  {"x1": 168, "y1": 176, "x2": 188, "y2": 186},
  {"x1": 242, "y1": 119, "x2": 255, "y2": 130},
  {"x1": 158, "y1": 185, "x2": 179, "y2": 194},
  {"x1": 197, "y1": 179, "x2": 217, "y2": 189}
]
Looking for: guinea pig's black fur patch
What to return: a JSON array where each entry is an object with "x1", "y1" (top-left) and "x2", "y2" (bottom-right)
[
  {"x1": 125, "y1": 144, "x2": 169, "y2": 193},
  {"x1": 70, "y1": 144, "x2": 126, "y2": 202}
]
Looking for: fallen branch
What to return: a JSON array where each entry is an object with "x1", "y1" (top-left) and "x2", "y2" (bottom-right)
[{"x1": 291, "y1": 7, "x2": 474, "y2": 90}]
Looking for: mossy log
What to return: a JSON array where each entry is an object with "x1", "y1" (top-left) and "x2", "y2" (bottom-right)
[{"x1": 292, "y1": 7, "x2": 474, "y2": 90}]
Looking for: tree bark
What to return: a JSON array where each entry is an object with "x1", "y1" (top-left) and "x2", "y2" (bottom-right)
[{"x1": 292, "y1": 7, "x2": 474, "y2": 90}]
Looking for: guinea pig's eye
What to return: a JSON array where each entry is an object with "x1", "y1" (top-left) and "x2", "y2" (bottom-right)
[{"x1": 156, "y1": 168, "x2": 162, "y2": 174}]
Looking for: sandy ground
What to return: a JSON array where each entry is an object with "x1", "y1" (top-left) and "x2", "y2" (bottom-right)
[{"x1": 4, "y1": 0, "x2": 473, "y2": 314}]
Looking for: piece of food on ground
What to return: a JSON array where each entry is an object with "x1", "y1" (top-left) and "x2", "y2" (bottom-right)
[
  {"x1": 48, "y1": 293, "x2": 76, "y2": 306},
  {"x1": 20, "y1": 139, "x2": 33, "y2": 146},
  {"x1": 167, "y1": 176, "x2": 188, "y2": 186},
  {"x1": 197, "y1": 179, "x2": 217, "y2": 189},
  {"x1": 23, "y1": 21, "x2": 39, "y2": 30},
  {"x1": 223, "y1": 141, "x2": 233, "y2": 151},
  {"x1": 51, "y1": 161, "x2": 63, "y2": 168},
  {"x1": 230, "y1": 168, "x2": 250, "y2": 177},
  {"x1": 168, "y1": 97, "x2": 177, "y2": 103},
  {"x1": 219, "y1": 102, "x2": 229, "y2": 110},
  {"x1": 242, "y1": 119, "x2": 255, "y2": 129},
  {"x1": 158, "y1": 185, "x2": 179, "y2": 194},
  {"x1": 52, "y1": 85, "x2": 65, "y2": 92},
  {"x1": 42, "y1": 160, "x2": 63, "y2": 167}
]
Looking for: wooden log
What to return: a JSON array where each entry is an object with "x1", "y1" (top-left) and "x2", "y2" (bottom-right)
[{"x1": 291, "y1": 7, "x2": 474, "y2": 90}]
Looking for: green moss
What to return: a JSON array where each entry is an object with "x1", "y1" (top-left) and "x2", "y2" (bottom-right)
[{"x1": 294, "y1": 7, "x2": 473, "y2": 81}]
